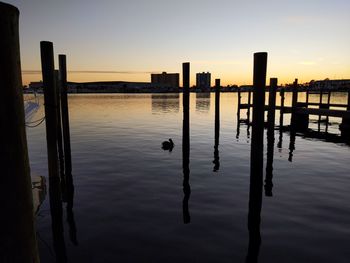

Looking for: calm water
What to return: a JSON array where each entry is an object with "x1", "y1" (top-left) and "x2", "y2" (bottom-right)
[{"x1": 25, "y1": 93, "x2": 350, "y2": 263}]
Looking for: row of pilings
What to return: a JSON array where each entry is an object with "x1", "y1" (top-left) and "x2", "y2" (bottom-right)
[{"x1": 1, "y1": 3, "x2": 75, "y2": 262}]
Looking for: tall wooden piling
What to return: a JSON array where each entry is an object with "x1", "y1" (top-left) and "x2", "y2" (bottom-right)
[
  {"x1": 0, "y1": 3, "x2": 39, "y2": 262},
  {"x1": 279, "y1": 88, "x2": 285, "y2": 129},
  {"x1": 267, "y1": 78, "x2": 277, "y2": 132},
  {"x1": 291, "y1": 79, "x2": 298, "y2": 111},
  {"x1": 325, "y1": 91, "x2": 331, "y2": 132},
  {"x1": 318, "y1": 89, "x2": 324, "y2": 124},
  {"x1": 340, "y1": 89, "x2": 350, "y2": 139},
  {"x1": 41, "y1": 41, "x2": 66, "y2": 260},
  {"x1": 246, "y1": 52, "x2": 267, "y2": 261},
  {"x1": 182, "y1": 62, "x2": 191, "y2": 224},
  {"x1": 213, "y1": 79, "x2": 220, "y2": 172},
  {"x1": 237, "y1": 89, "x2": 242, "y2": 121},
  {"x1": 59, "y1": 55, "x2": 72, "y2": 176},
  {"x1": 291, "y1": 79, "x2": 308, "y2": 131},
  {"x1": 41, "y1": 41, "x2": 60, "y2": 181},
  {"x1": 55, "y1": 70, "x2": 66, "y2": 195},
  {"x1": 247, "y1": 90, "x2": 252, "y2": 122},
  {"x1": 215, "y1": 79, "x2": 220, "y2": 146}
]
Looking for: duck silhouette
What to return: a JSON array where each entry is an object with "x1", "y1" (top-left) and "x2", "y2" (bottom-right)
[{"x1": 162, "y1": 139, "x2": 174, "y2": 151}]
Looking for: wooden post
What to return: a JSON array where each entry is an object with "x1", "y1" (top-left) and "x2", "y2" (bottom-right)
[
  {"x1": 213, "y1": 79, "x2": 220, "y2": 172},
  {"x1": 237, "y1": 89, "x2": 241, "y2": 121},
  {"x1": 0, "y1": 3, "x2": 39, "y2": 262},
  {"x1": 318, "y1": 89, "x2": 323, "y2": 124},
  {"x1": 279, "y1": 88, "x2": 285, "y2": 129},
  {"x1": 291, "y1": 79, "x2": 299, "y2": 124},
  {"x1": 267, "y1": 78, "x2": 277, "y2": 132},
  {"x1": 292, "y1": 79, "x2": 298, "y2": 111},
  {"x1": 41, "y1": 41, "x2": 60, "y2": 181},
  {"x1": 55, "y1": 70, "x2": 66, "y2": 195},
  {"x1": 41, "y1": 41, "x2": 67, "y2": 261},
  {"x1": 59, "y1": 55, "x2": 72, "y2": 176},
  {"x1": 291, "y1": 79, "x2": 308, "y2": 131},
  {"x1": 41, "y1": 41, "x2": 61, "y2": 183},
  {"x1": 306, "y1": 89, "x2": 309, "y2": 106},
  {"x1": 340, "y1": 89, "x2": 350, "y2": 139},
  {"x1": 58, "y1": 56, "x2": 77, "y2": 244},
  {"x1": 246, "y1": 52, "x2": 267, "y2": 261},
  {"x1": 325, "y1": 91, "x2": 331, "y2": 132},
  {"x1": 247, "y1": 90, "x2": 252, "y2": 123},
  {"x1": 182, "y1": 62, "x2": 191, "y2": 224}
]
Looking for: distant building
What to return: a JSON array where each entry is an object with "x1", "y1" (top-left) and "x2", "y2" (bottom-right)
[
  {"x1": 309, "y1": 79, "x2": 350, "y2": 91},
  {"x1": 151, "y1": 72, "x2": 179, "y2": 88},
  {"x1": 196, "y1": 72, "x2": 211, "y2": 91}
]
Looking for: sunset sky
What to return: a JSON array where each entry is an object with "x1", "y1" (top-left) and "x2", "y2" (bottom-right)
[{"x1": 6, "y1": 0, "x2": 350, "y2": 86}]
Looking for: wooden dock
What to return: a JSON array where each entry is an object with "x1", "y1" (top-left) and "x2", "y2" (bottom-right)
[{"x1": 237, "y1": 86, "x2": 350, "y2": 142}]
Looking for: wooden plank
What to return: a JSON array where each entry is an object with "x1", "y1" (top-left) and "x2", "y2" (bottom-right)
[
  {"x1": 295, "y1": 107, "x2": 350, "y2": 118},
  {"x1": 297, "y1": 102, "x2": 348, "y2": 108}
]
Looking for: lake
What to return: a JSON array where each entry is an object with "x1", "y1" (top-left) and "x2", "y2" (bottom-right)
[{"x1": 25, "y1": 92, "x2": 350, "y2": 263}]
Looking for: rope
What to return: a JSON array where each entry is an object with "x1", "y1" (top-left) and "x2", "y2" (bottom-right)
[
  {"x1": 26, "y1": 117, "x2": 45, "y2": 128},
  {"x1": 26, "y1": 116, "x2": 45, "y2": 124}
]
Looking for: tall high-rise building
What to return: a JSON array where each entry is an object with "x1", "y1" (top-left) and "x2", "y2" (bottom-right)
[
  {"x1": 196, "y1": 72, "x2": 211, "y2": 91},
  {"x1": 151, "y1": 72, "x2": 179, "y2": 88}
]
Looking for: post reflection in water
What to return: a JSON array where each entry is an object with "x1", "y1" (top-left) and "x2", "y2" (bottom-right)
[
  {"x1": 195, "y1": 92, "x2": 211, "y2": 112},
  {"x1": 182, "y1": 62, "x2": 191, "y2": 224},
  {"x1": 151, "y1": 94, "x2": 179, "y2": 113},
  {"x1": 48, "y1": 151, "x2": 77, "y2": 261},
  {"x1": 288, "y1": 129, "x2": 296, "y2": 162},
  {"x1": 49, "y1": 176, "x2": 67, "y2": 263},
  {"x1": 65, "y1": 172, "x2": 78, "y2": 245},
  {"x1": 213, "y1": 79, "x2": 220, "y2": 172},
  {"x1": 265, "y1": 78, "x2": 277, "y2": 197},
  {"x1": 49, "y1": 171, "x2": 78, "y2": 262}
]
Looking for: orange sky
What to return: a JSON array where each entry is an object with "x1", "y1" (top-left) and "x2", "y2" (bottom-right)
[{"x1": 6, "y1": 0, "x2": 349, "y2": 86}]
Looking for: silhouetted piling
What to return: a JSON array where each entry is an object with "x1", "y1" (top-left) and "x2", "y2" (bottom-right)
[
  {"x1": 267, "y1": 78, "x2": 277, "y2": 132},
  {"x1": 291, "y1": 79, "x2": 308, "y2": 131},
  {"x1": 247, "y1": 90, "x2": 252, "y2": 123},
  {"x1": 246, "y1": 52, "x2": 267, "y2": 262},
  {"x1": 291, "y1": 79, "x2": 298, "y2": 113},
  {"x1": 213, "y1": 79, "x2": 220, "y2": 172},
  {"x1": 318, "y1": 89, "x2": 324, "y2": 124},
  {"x1": 279, "y1": 88, "x2": 285, "y2": 129},
  {"x1": 41, "y1": 41, "x2": 60, "y2": 180},
  {"x1": 41, "y1": 41, "x2": 67, "y2": 261},
  {"x1": 289, "y1": 81, "x2": 297, "y2": 162},
  {"x1": 237, "y1": 89, "x2": 242, "y2": 120},
  {"x1": 325, "y1": 91, "x2": 331, "y2": 132},
  {"x1": 265, "y1": 78, "x2": 277, "y2": 197},
  {"x1": 55, "y1": 70, "x2": 66, "y2": 197},
  {"x1": 306, "y1": 89, "x2": 309, "y2": 105},
  {"x1": 340, "y1": 89, "x2": 350, "y2": 139},
  {"x1": 182, "y1": 62, "x2": 191, "y2": 224},
  {"x1": 0, "y1": 3, "x2": 39, "y2": 262},
  {"x1": 59, "y1": 55, "x2": 72, "y2": 177}
]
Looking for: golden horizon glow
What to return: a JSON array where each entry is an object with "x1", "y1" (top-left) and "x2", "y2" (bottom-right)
[{"x1": 6, "y1": 0, "x2": 349, "y2": 87}]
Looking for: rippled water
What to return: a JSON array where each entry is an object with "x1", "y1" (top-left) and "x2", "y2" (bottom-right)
[{"x1": 25, "y1": 93, "x2": 350, "y2": 263}]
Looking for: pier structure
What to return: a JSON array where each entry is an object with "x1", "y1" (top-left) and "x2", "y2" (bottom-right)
[{"x1": 237, "y1": 83, "x2": 350, "y2": 142}]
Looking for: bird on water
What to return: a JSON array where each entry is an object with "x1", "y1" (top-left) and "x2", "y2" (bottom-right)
[{"x1": 162, "y1": 139, "x2": 174, "y2": 151}]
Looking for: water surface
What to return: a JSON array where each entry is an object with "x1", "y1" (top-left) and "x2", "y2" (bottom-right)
[{"x1": 25, "y1": 93, "x2": 350, "y2": 263}]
